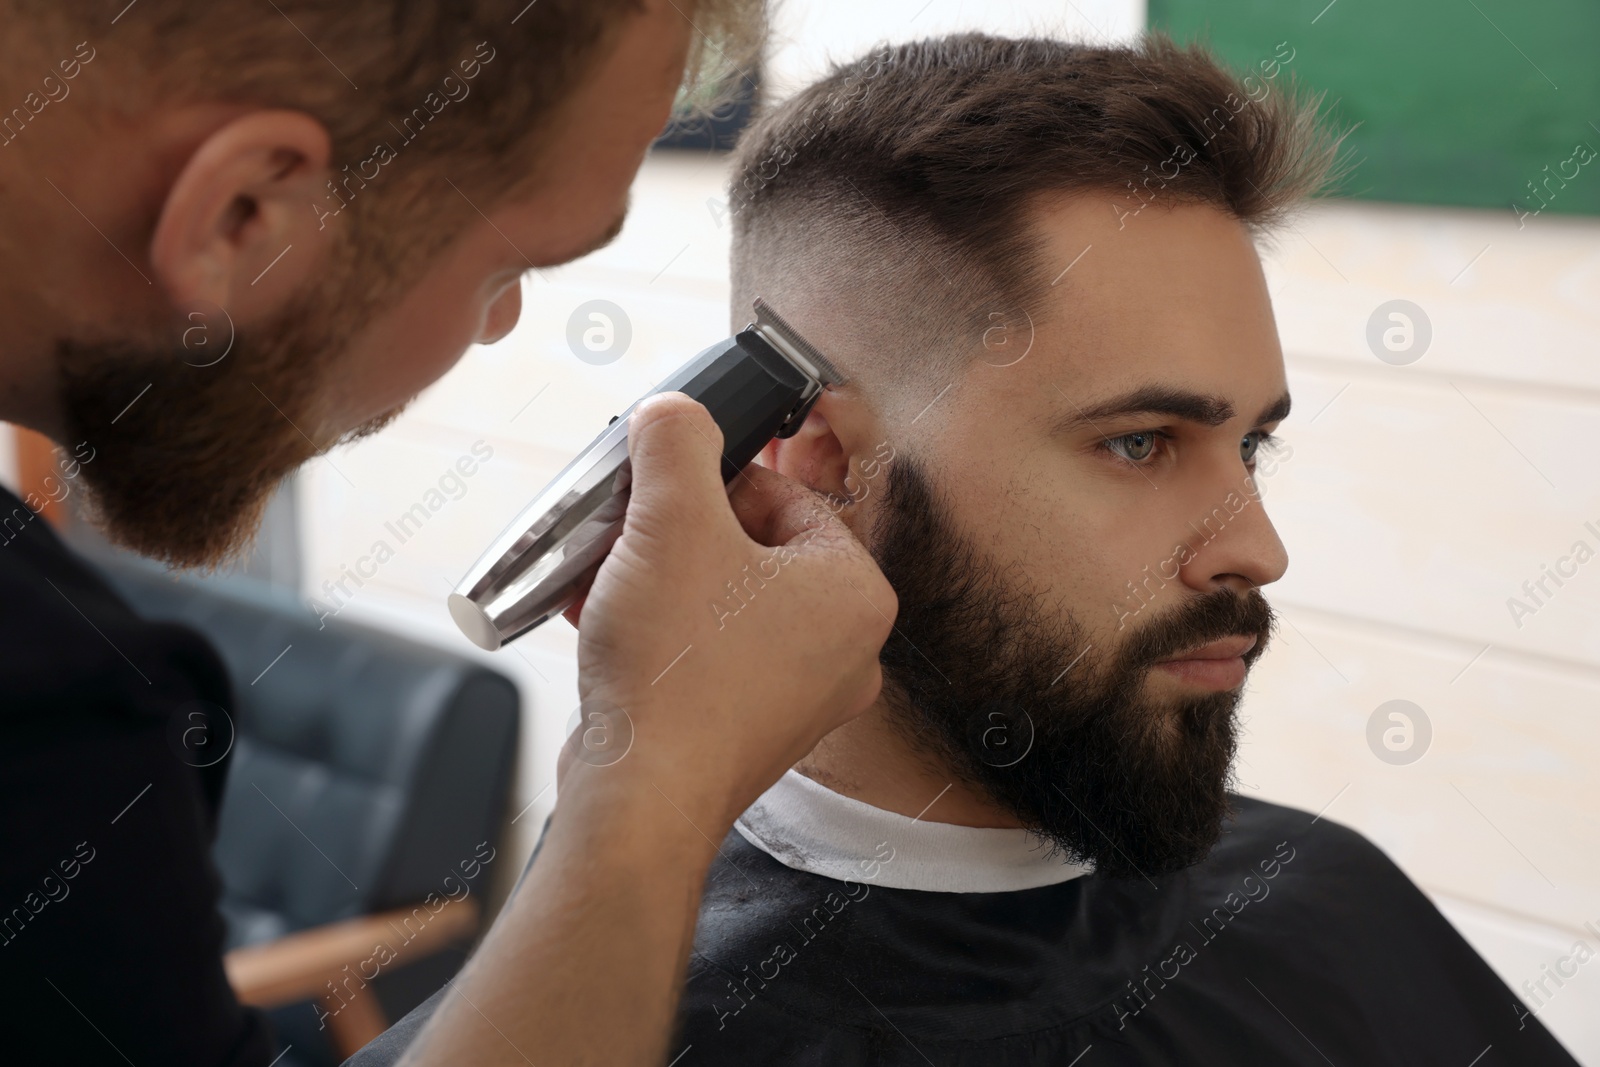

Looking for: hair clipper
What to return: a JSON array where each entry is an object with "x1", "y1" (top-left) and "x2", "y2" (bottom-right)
[{"x1": 448, "y1": 298, "x2": 846, "y2": 650}]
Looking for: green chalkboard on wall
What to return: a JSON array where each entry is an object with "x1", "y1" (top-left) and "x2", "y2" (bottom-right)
[{"x1": 1147, "y1": 0, "x2": 1600, "y2": 220}]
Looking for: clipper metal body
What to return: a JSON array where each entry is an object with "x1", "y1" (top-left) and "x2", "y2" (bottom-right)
[{"x1": 448, "y1": 299, "x2": 845, "y2": 650}]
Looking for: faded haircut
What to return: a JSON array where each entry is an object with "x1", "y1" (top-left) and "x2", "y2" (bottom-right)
[{"x1": 729, "y1": 32, "x2": 1344, "y2": 409}]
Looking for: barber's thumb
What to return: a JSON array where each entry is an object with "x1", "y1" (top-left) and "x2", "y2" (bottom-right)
[{"x1": 624, "y1": 392, "x2": 730, "y2": 536}]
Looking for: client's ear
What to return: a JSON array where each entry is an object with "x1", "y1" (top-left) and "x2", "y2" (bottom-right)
[{"x1": 758, "y1": 390, "x2": 875, "y2": 521}]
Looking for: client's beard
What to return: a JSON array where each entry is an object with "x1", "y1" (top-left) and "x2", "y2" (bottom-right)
[
  {"x1": 868, "y1": 455, "x2": 1276, "y2": 880},
  {"x1": 55, "y1": 260, "x2": 402, "y2": 569}
]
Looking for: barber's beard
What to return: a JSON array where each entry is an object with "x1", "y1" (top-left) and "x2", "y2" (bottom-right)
[
  {"x1": 868, "y1": 455, "x2": 1276, "y2": 880},
  {"x1": 56, "y1": 267, "x2": 401, "y2": 569}
]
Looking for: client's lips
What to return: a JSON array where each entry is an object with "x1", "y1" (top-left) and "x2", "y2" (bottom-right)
[
  {"x1": 1152, "y1": 635, "x2": 1258, "y2": 690},
  {"x1": 1159, "y1": 635, "x2": 1258, "y2": 663}
]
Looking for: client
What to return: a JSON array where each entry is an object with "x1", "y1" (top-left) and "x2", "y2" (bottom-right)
[{"x1": 668, "y1": 33, "x2": 1579, "y2": 1065}]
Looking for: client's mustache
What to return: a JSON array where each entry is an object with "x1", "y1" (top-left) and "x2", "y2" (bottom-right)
[{"x1": 1119, "y1": 588, "x2": 1276, "y2": 675}]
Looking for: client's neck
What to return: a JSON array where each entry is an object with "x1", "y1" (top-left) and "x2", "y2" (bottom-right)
[{"x1": 794, "y1": 703, "x2": 1025, "y2": 828}]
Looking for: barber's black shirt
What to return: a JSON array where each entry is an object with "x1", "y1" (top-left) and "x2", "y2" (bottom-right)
[{"x1": 0, "y1": 487, "x2": 274, "y2": 1065}]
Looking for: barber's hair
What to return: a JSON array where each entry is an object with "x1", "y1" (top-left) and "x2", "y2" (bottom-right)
[
  {"x1": 10, "y1": 0, "x2": 761, "y2": 281},
  {"x1": 729, "y1": 33, "x2": 1344, "y2": 393}
]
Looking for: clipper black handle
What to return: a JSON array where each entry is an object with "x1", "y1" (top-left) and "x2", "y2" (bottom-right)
[{"x1": 666, "y1": 327, "x2": 817, "y2": 482}]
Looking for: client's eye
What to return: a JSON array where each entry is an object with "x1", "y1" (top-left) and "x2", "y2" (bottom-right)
[
  {"x1": 1100, "y1": 429, "x2": 1284, "y2": 469},
  {"x1": 1242, "y1": 431, "x2": 1282, "y2": 465},
  {"x1": 1102, "y1": 430, "x2": 1168, "y2": 465}
]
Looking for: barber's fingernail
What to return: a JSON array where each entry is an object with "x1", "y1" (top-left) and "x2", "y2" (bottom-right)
[{"x1": 628, "y1": 393, "x2": 672, "y2": 430}]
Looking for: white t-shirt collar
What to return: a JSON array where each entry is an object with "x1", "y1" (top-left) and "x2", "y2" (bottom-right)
[{"x1": 733, "y1": 768, "x2": 1090, "y2": 893}]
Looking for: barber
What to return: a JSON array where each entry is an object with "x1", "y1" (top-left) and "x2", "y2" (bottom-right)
[{"x1": 0, "y1": 1, "x2": 894, "y2": 1064}]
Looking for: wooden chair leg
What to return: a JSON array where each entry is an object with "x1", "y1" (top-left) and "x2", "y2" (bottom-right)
[
  {"x1": 320, "y1": 986, "x2": 389, "y2": 1061},
  {"x1": 227, "y1": 898, "x2": 480, "y2": 1060}
]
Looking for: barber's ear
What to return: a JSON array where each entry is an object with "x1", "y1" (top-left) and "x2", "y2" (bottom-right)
[{"x1": 149, "y1": 110, "x2": 333, "y2": 321}]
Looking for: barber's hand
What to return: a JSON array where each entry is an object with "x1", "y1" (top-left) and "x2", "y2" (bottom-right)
[{"x1": 558, "y1": 391, "x2": 895, "y2": 831}]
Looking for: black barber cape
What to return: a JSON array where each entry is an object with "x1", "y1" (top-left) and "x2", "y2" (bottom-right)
[
  {"x1": 0, "y1": 487, "x2": 275, "y2": 1065},
  {"x1": 670, "y1": 796, "x2": 1576, "y2": 1066},
  {"x1": 349, "y1": 793, "x2": 1578, "y2": 1066}
]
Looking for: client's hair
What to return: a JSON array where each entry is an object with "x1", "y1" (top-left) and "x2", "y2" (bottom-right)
[{"x1": 729, "y1": 33, "x2": 1345, "y2": 399}]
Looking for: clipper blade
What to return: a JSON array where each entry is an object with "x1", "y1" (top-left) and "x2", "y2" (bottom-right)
[{"x1": 752, "y1": 298, "x2": 848, "y2": 386}]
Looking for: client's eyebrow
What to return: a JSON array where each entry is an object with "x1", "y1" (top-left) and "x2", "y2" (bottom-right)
[{"x1": 1052, "y1": 384, "x2": 1292, "y2": 433}]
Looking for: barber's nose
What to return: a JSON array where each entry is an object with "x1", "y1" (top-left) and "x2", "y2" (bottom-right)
[{"x1": 477, "y1": 279, "x2": 524, "y2": 345}]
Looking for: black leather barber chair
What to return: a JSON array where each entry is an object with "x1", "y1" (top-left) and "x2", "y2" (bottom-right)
[{"x1": 96, "y1": 557, "x2": 520, "y2": 1066}]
